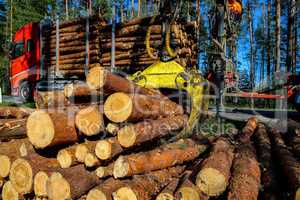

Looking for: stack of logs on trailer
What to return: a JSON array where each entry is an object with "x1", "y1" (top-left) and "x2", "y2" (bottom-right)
[
  {"x1": 0, "y1": 68, "x2": 299, "y2": 200},
  {"x1": 44, "y1": 15, "x2": 198, "y2": 77}
]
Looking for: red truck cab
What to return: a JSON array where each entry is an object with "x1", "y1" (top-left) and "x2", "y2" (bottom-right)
[{"x1": 10, "y1": 22, "x2": 41, "y2": 101}]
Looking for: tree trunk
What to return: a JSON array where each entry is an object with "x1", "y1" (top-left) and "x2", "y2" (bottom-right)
[
  {"x1": 106, "y1": 123, "x2": 120, "y2": 136},
  {"x1": 1, "y1": 181, "x2": 19, "y2": 200},
  {"x1": 267, "y1": 0, "x2": 271, "y2": 83},
  {"x1": 237, "y1": 117, "x2": 258, "y2": 143},
  {"x1": 275, "y1": 0, "x2": 281, "y2": 72},
  {"x1": 247, "y1": 1, "x2": 255, "y2": 88},
  {"x1": 75, "y1": 140, "x2": 99, "y2": 163},
  {"x1": 175, "y1": 178, "x2": 209, "y2": 200},
  {"x1": 113, "y1": 139, "x2": 207, "y2": 178},
  {"x1": 104, "y1": 92, "x2": 184, "y2": 123},
  {"x1": 0, "y1": 118, "x2": 27, "y2": 140},
  {"x1": 156, "y1": 178, "x2": 180, "y2": 200},
  {"x1": 26, "y1": 110, "x2": 78, "y2": 149},
  {"x1": 95, "y1": 163, "x2": 114, "y2": 178},
  {"x1": 112, "y1": 166, "x2": 185, "y2": 200},
  {"x1": 196, "y1": 138, "x2": 235, "y2": 197},
  {"x1": 269, "y1": 129, "x2": 300, "y2": 199},
  {"x1": 286, "y1": 0, "x2": 296, "y2": 72},
  {"x1": 57, "y1": 144, "x2": 79, "y2": 168},
  {"x1": 75, "y1": 106, "x2": 105, "y2": 136},
  {"x1": 64, "y1": 83, "x2": 103, "y2": 102},
  {"x1": 46, "y1": 165, "x2": 102, "y2": 199},
  {"x1": 253, "y1": 123, "x2": 282, "y2": 200},
  {"x1": 34, "y1": 90, "x2": 71, "y2": 109},
  {"x1": 117, "y1": 115, "x2": 188, "y2": 147},
  {"x1": 227, "y1": 144, "x2": 261, "y2": 200},
  {"x1": 95, "y1": 137, "x2": 124, "y2": 160},
  {"x1": 0, "y1": 106, "x2": 34, "y2": 119}
]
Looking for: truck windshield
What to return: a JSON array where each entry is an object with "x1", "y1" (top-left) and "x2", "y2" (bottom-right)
[{"x1": 12, "y1": 42, "x2": 24, "y2": 59}]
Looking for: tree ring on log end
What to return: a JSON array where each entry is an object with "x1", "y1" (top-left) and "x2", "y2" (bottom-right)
[
  {"x1": 156, "y1": 193, "x2": 174, "y2": 200},
  {"x1": 84, "y1": 153, "x2": 99, "y2": 168},
  {"x1": 2, "y1": 181, "x2": 19, "y2": 200},
  {"x1": 26, "y1": 111, "x2": 55, "y2": 149},
  {"x1": 95, "y1": 140, "x2": 112, "y2": 160},
  {"x1": 196, "y1": 168, "x2": 226, "y2": 196},
  {"x1": 87, "y1": 67, "x2": 106, "y2": 90},
  {"x1": 34, "y1": 171, "x2": 49, "y2": 197},
  {"x1": 86, "y1": 189, "x2": 107, "y2": 200},
  {"x1": 9, "y1": 158, "x2": 33, "y2": 194},
  {"x1": 75, "y1": 144, "x2": 89, "y2": 162},
  {"x1": 0, "y1": 155, "x2": 11, "y2": 178},
  {"x1": 57, "y1": 149, "x2": 72, "y2": 168},
  {"x1": 178, "y1": 187, "x2": 200, "y2": 200},
  {"x1": 47, "y1": 175, "x2": 71, "y2": 200},
  {"x1": 117, "y1": 125, "x2": 136, "y2": 148},
  {"x1": 113, "y1": 156, "x2": 129, "y2": 178},
  {"x1": 104, "y1": 93, "x2": 133, "y2": 123},
  {"x1": 113, "y1": 187, "x2": 137, "y2": 200}
]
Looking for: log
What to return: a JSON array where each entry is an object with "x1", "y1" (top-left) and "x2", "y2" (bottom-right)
[
  {"x1": 49, "y1": 49, "x2": 98, "y2": 61},
  {"x1": 64, "y1": 83, "x2": 103, "y2": 101},
  {"x1": 175, "y1": 179, "x2": 209, "y2": 200},
  {"x1": 227, "y1": 144, "x2": 261, "y2": 200},
  {"x1": 95, "y1": 137, "x2": 123, "y2": 160},
  {"x1": 1, "y1": 181, "x2": 19, "y2": 200},
  {"x1": 34, "y1": 171, "x2": 49, "y2": 198},
  {"x1": 26, "y1": 110, "x2": 78, "y2": 149},
  {"x1": 95, "y1": 164, "x2": 113, "y2": 179},
  {"x1": 104, "y1": 92, "x2": 184, "y2": 123},
  {"x1": 46, "y1": 165, "x2": 102, "y2": 199},
  {"x1": 57, "y1": 144, "x2": 79, "y2": 168},
  {"x1": 9, "y1": 154, "x2": 60, "y2": 194},
  {"x1": 196, "y1": 137, "x2": 234, "y2": 197},
  {"x1": 87, "y1": 166, "x2": 184, "y2": 200},
  {"x1": 112, "y1": 166, "x2": 185, "y2": 200},
  {"x1": 84, "y1": 152, "x2": 101, "y2": 168},
  {"x1": 156, "y1": 178, "x2": 179, "y2": 200},
  {"x1": 75, "y1": 106, "x2": 104, "y2": 136},
  {"x1": 75, "y1": 140, "x2": 98, "y2": 163},
  {"x1": 34, "y1": 90, "x2": 70, "y2": 109},
  {"x1": 0, "y1": 119, "x2": 27, "y2": 140},
  {"x1": 253, "y1": 123, "x2": 282, "y2": 199},
  {"x1": 237, "y1": 117, "x2": 258, "y2": 143},
  {"x1": 47, "y1": 56, "x2": 100, "y2": 65},
  {"x1": 106, "y1": 123, "x2": 120, "y2": 136},
  {"x1": 86, "y1": 66, "x2": 163, "y2": 97},
  {"x1": 117, "y1": 115, "x2": 188, "y2": 148},
  {"x1": 49, "y1": 44, "x2": 99, "y2": 54},
  {"x1": 0, "y1": 106, "x2": 34, "y2": 119},
  {"x1": 113, "y1": 139, "x2": 207, "y2": 178},
  {"x1": 269, "y1": 129, "x2": 300, "y2": 199}
]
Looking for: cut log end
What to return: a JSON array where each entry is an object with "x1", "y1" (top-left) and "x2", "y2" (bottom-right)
[
  {"x1": 9, "y1": 158, "x2": 33, "y2": 194},
  {"x1": 0, "y1": 155, "x2": 11, "y2": 178},
  {"x1": 113, "y1": 187, "x2": 138, "y2": 200},
  {"x1": 19, "y1": 143, "x2": 28, "y2": 157},
  {"x1": 117, "y1": 125, "x2": 136, "y2": 148},
  {"x1": 84, "y1": 153, "x2": 100, "y2": 168},
  {"x1": 75, "y1": 144, "x2": 89, "y2": 162},
  {"x1": 178, "y1": 187, "x2": 200, "y2": 200},
  {"x1": 104, "y1": 92, "x2": 133, "y2": 123},
  {"x1": 47, "y1": 173, "x2": 71, "y2": 200},
  {"x1": 2, "y1": 181, "x2": 19, "y2": 200},
  {"x1": 296, "y1": 188, "x2": 300, "y2": 200},
  {"x1": 156, "y1": 193, "x2": 174, "y2": 200},
  {"x1": 95, "y1": 140, "x2": 112, "y2": 160},
  {"x1": 86, "y1": 189, "x2": 107, "y2": 200},
  {"x1": 106, "y1": 123, "x2": 119, "y2": 136},
  {"x1": 26, "y1": 110, "x2": 55, "y2": 148},
  {"x1": 113, "y1": 156, "x2": 130, "y2": 178},
  {"x1": 196, "y1": 168, "x2": 226, "y2": 197},
  {"x1": 75, "y1": 106, "x2": 104, "y2": 136},
  {"x1": 57, "y1": 149, "x2": 73, "y2": 168},
  {"x1": 34, "y1": 171, "x2": 49, "y2": 197},
  {"x1": 86, "y1": 66, "x2": 106, "y2": 90}
]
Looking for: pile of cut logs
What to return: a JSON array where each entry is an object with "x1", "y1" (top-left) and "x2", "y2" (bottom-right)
[
  {"x1": 45, "y1": 15, "x2": 198, "y2": 77},
  {"x1": 0, "y1": 68, "x2": 299, "y2": 200}
]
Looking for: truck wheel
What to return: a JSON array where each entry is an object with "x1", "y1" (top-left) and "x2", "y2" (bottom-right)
[{"x1": 19, "y1": 82, "x2": 32, "y2": 102}]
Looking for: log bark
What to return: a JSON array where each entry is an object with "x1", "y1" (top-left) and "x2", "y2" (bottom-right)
[
  {"x1": 0, "y1": 106, "x2": 34, "y2": 119},
  {"x1": 87, "y1": 166, "x2": 184, "y2": 200},
  {"x1": 0, "y1": 119, "x2": 27, "y2": 140},
  {"x1": 46, "y1": 164, "x2": 102, "y2": 199},
  {"x1": 49, "y1": 49, "x2": 98, "y2": 61},
  {"x1": 117, "y1": 115, "x2": 188, "y2": 148},
  {"x1": 26, "y1": 110, "x2": 78, "y2": 149},
  {"x1": 237, "y1": 117, "x2": 258, "y2": 143},
  {"x1": 104, "y1": 92, "x2": 184, "y2": 123},
  {"x1": 95, "y1": 137, "x2": 123, "y2": 160},
  {"x1": 269, "y1": 129, "x2": 300, "y2": 199},
  {"x1": 75, "y1": 106, "x2": 104, "y2": 136},
  {"x1": 227, "y1": 144, "x2": 261, "y2": 200},
  {"x1": 253, "y1": 123, "x2": 282, "y2": 199},
  {"x1": 9, "y1": 154, "x2": 60, "y2": 194},
  {"x1": 196, "y1": 137, "x2": 234, "y2": 197},
  {"x1": 113, "y1": 139, "x2": 207, "y2": 178}
]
